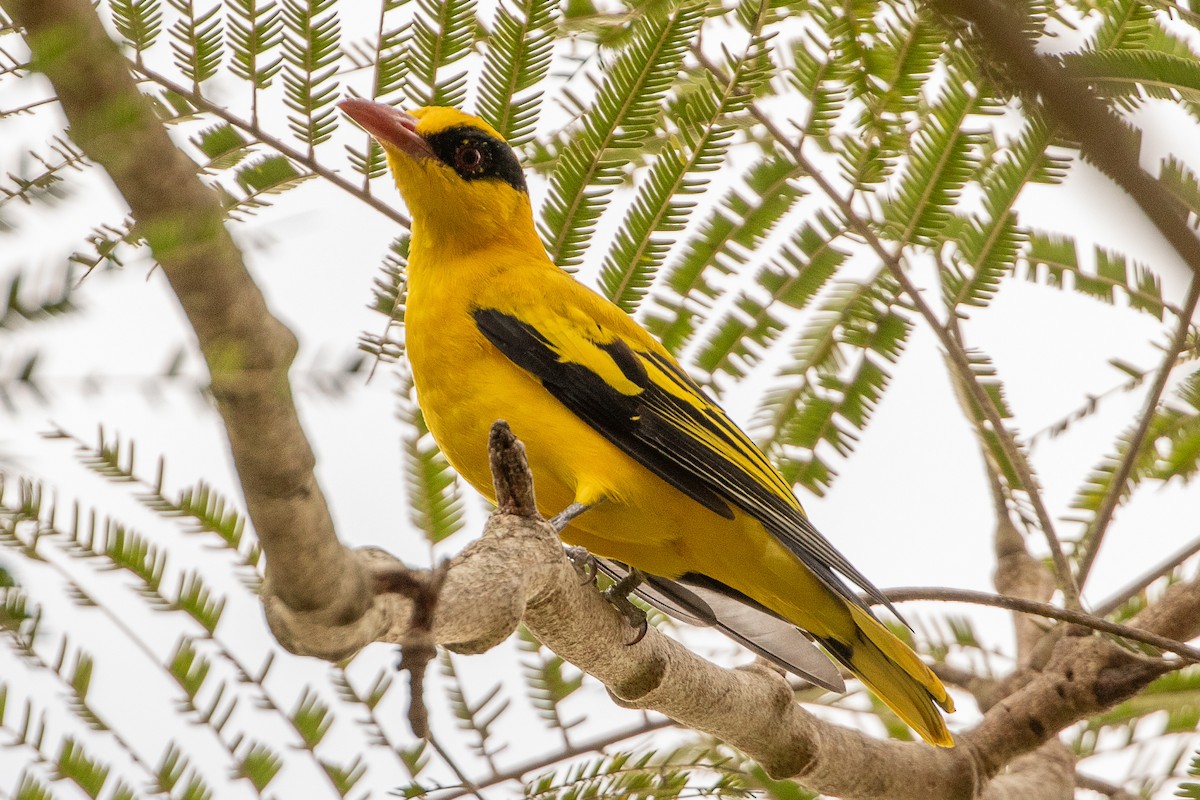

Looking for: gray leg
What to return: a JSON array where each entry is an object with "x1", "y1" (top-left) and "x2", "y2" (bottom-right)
[{"x1": 549, "y1": 501, "x2": 592, "y2": 532}]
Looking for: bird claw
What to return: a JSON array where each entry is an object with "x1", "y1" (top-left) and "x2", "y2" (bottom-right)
[
  {"x1": 564, "y1": 546, "x2": 597, "y2": 585},
  {"x1": 603, "y1": 568, "x2": 649, "y2": 645}
]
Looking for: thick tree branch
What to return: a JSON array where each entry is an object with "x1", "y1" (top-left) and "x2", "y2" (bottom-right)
[
  {"x1": 978, "y1": 742, "x2": 1074, "y2": 800},
  {"x1": 4, "y1": 0, "x2": 368, "y2": 627}
]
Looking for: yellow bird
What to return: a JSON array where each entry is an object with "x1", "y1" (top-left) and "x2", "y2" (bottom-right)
[{"x1": 340, "y1": 99, "x2": 954, "y2": 746}]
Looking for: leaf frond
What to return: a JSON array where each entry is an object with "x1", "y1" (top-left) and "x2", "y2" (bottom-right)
[
  {"x1": 695, "y1": 211, "x2": 849, "y2": 380},
  {"x1": 1020, "y1": 231, "x2": 1172, "y2": 319},
  {"x1": 756, "y1": 273, "x2": 909, "y2": 494},
  {"x1": 168, "y1": 0, "x2": 224, "y2": 89},
  {"x1": 645, "y1": 151, "x2": 805, "y2": 352},
  {"x1": 538, "y1": 0, "x2": 705, "y2": 269},
  {"x1": 476, "y1": 0, "x2": 558, "y2": 146},
  {"x1": 398, "y1": 371, "x2": 465, "y2": 545},
  {"x1": 281, "y1": 0, "x2": 342, "y2": 151},
  {"x1": 403, "y1": 0, "x2": 479, "y2": 108}
]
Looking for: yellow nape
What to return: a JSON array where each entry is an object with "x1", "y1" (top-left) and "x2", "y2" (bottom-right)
[{"x1": 411, "y1": 106, "x2": 507, "y2": 142}]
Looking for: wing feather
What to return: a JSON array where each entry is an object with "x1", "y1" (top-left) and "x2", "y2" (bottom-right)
[{"x1": 593, "y1": 559, "x2": 846, "y2": 691}]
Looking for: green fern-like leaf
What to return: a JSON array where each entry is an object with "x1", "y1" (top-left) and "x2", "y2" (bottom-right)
[
  {"x1": 281, "y1": 0, "x2": 341, "y2": 152},
  {"x1": 1021, "y1": 231, "x2": 1170, "y2": 319},
  {"x1": 69, "y1": 217, "x2": 144, "y2": 274},
  {"x1": 1160, "y1": 155, "x2": 1200, "y2": 217},
  {"x1": 943, "y1": 347, "x2": 1028, "y2": 491},
  {"x1": 359, "y1": 235, "x2": 408, "y2": 366},
  {"x1": 56, "y1": 737, "x2": 109, "y2": 799},
  {"x1": 0, "y1": 138, "x2": 87, "y2": 223},
  {"x1": 600, "y1": 34, "x2": 773, "y2": 312},
  {"x1": 226, "y1": 0, "x2": 284, "y2": 109},
  {"x1": 645, "y1": 152, "x2": 805, "y2": 352},
  {"x1": 404, "y1": 0, "x2": 478, "y2": 108},
  {"x1": 1180, "y1": 748, "x2": 1200, "y2": 799},
  {"x1": 15, "y1": 772, "x2": 58, "y2": 800},
  {"x1": 516, "y1": 626, "x2": 584, "y2": 733},
  {"x1": 101, "y1": 521, "x2": 166, "y2": 594},
  {"x1": 231, "y1": 154, "x2": 310, "y2": 214},
  {"x1": 944, "y1": 113, "x2": 1064, "y2": 309},
  {"x1": 1069, "y1": 47, "x2": 1200, "y2": 113},
  {"x1": 154, "y1": 743, "x2": 213, "y2": 799},
  {"x1": 320, "y1": 756, "x2": 367, "y2": 797},
  {"x1": 398, "y1": 373, "x2": 465, "y2": 544},
  {"x1": 696, "y1": 211, "x2": 848, "y2": 380},
  {"x1": 1088, "y1": 0, "x2": 1154, "y2": 52},
  {"x1": 345, "y1": 2, "x2": 411, "y2": 181},
  {"x1": 756, "y1": 273, "x2": 909, "y2": 495},
  {"x1": 861, "y1": 6, "x2": 945, "y2": 122},
  {"x1": 175, "y1": 571, "x2": 225, "y2": 634},
  {"x1": 168, "y1": 638, "x2": 211, "y2": 702},
  {"x1": 169, "y1": 0, "x2": 224, "y2": 89},
  {"x1": 1, "y1": 267, "x2": 75, "y2": 330},
  {"x1": 111, "y1": 0, "x2": 164, "y2": 59},
  {"x1": 190, "y1": 123, "x2": 251, "y2": 170},
  {"x1": 237, "y1": 741, "x2": 282, "y2": 790},
  {"x1": 476, "y1": 0, "x2": 557, "y2": 147},
  {"x1": 538, "y1": 0, "x2": 705, "y2": 269},
  {"x1": 440, "y1": 650, "x2": 509, "y2": 762},
  {"x1": 526, "y1": 747, "x2": 752, "y2": 800},
  {"x1": 1156, "y1": 368, "x2": 1200, "y2": 483},
  {"x1": 291, "y1": 688, "x2": 333, "y2": 748},
  {"x1": 789, "y1": 32, "x2": 847, "y2": 146},
  {"x1": 882, "y1": 61, "x2": 988, "y2": 246},
  {"x1": 373, "y1": 1, "x2": 410, "y2": 101}
]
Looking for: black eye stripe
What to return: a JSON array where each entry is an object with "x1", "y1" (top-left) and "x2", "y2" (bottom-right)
[{"x1": 425, "y1": 126, "x2": 527, "y2": 192}]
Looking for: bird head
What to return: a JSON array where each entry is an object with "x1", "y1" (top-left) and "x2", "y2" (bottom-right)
[{"x1": 339, "y1": 100, "x2": 534, "y2": 253}]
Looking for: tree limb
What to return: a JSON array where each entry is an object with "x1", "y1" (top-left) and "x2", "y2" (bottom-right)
[
  {"x1": 881, "y1": 587, "x2": 1200, "y2": 663},
  {"x1": 3, "y1": 0, "x2": 368, "y2": 627}
]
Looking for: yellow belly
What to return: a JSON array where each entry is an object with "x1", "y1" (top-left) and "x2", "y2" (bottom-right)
[{"x1": 403, "y1": 260, "x2": 848, "y2": 637}]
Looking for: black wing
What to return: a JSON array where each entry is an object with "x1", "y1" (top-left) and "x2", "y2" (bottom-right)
[{"x1": 473, "y1": 307, "x2": 901, "y2": 620}]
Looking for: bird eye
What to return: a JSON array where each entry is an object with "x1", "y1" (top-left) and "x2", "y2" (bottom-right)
[{"x1": 455, "y1": 143, "x2": 486, "y2": 174}]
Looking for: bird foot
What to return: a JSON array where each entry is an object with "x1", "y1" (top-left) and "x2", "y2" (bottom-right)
[
  {"x1": 564, "y1": 546, "x2": 598, "y2": 585},
  {"x1": 603, "y1": 567, "x2": 649, "y2": 645}
]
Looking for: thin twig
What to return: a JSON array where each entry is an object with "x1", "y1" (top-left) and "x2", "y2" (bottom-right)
[
  {"x1": 1093, "y1": 533, "x2": 1200, "y2": 617},
  {"x1": 131, "y1": 64, "x2": 411, "y2": 229},
  {"x1": 879, "y1": 586, "x2": 1200, "y2": 662},
  {"x1": 428, "y1": 732, "x2": 489, "y2": 800},
  {"x1": 1077, "y1": 277, "x2": 1200, "y2": 585},
  {"x1": 690, "y1": 47, "x2": 1081, "y2": 607},
  {"x1": 1074, "y1": 771, "x2": 1138, "y2": 799}
]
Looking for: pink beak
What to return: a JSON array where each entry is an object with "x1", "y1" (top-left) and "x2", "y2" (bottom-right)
[{"x1": 339, "y1": 99, "x2": 432, "y2": 161}]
